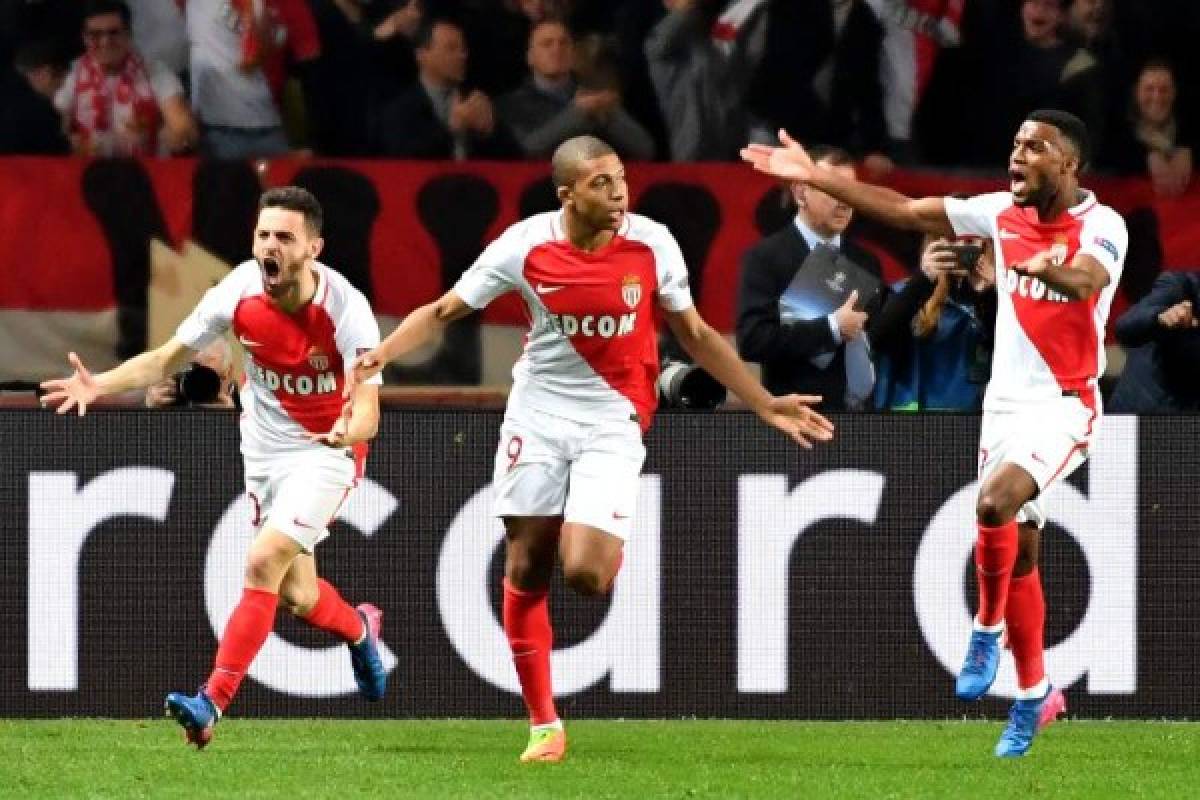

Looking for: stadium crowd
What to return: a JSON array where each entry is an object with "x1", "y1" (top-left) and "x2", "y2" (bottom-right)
[
  {"x1": 2, "y1": 0, "x2": 1197, "y2": 414},
  {"x1": 0, "y1": 0, "x2": 1195, "y2": 186}
]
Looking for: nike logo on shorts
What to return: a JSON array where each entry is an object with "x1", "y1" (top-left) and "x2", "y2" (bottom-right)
[
  {"x1": 293, "y1": 517, "x2": 317, "y2": 530},
  {"x1": 535, "y1": 283, "x2": 564, "y2": 295},
  {"x1": 612, "y1": 512, "x2": 629, "y2": 520}
]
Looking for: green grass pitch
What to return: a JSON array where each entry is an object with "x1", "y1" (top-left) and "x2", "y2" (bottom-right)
[{"x1": 2, "y1": 719, "x2": 1198, "y2": 799}]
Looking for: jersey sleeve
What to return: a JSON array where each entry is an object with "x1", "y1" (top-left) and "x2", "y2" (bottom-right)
[
  {"x1": 1077, "y1": 207, "x2": 1128, "y2": 285},
  {"x1": 453, "y1": 225, "x2": 524, "y2": 309},
  {"x1": 175, "y1": 266, "x2": 247, "y2": 349},
  {"x1": 649, "y1": 224, "x2": 694, "y2": 312},
  {"x1": 944, "y1": 192, "x2": 1010, "y2": 238},
  {"x1": 334, "y1": 289, "x2": 384, "y2": 385}
]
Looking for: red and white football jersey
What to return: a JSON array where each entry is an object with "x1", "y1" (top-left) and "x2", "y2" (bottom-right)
[
  {"x1": 946, "y1": 190, "x2": 1127, "y2": 411},
  {"x1": 454, "y1": 211, "x2": 694, "y2": 431},
  {"x1": 176, "y1": 260, "x2": 382, "y2": 464}
]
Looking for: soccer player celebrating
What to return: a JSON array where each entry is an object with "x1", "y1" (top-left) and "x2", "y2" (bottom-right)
[
  {"x1": 40, "y1": 187, "x2": 389, "y2": 748},
  {"x1": 349, "y1": 135, "x2": 835, "y2": 763},
  {"x1": 743, "y1": 110, "x2": 1126, "y2": 757}
]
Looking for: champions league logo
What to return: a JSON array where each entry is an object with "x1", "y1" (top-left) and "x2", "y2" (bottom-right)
[{"x1": 825, "y1": 271, "x2": 847, "y2": 293}]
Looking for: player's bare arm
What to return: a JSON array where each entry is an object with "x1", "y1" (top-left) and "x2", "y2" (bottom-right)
[
  {"x1": 40, "y1": 337, "x2": 195, "y2": 416},
  {"x1": 663, "y1": 306, "x2": 834, "y2": 449},
  {"x1": 347, "y1": 290, "x2": 475, "y2": 393},
  {"x1": 312, "y1": 383, "x2": 380, "y2": 447},
  {"x1": 1012, "y1": 251, "x2": 1110, "y2": 301},
  {"x1": 741, "y1": 130, "x2": 954, "y2": 237}
]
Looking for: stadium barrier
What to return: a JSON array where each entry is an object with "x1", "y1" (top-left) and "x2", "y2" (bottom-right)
[
  {"x1": 2, "y1": 156, "x2": 1198, "y2": 382},
  {"x1": 3, "y1": 409, "x2": 1195, "y2": 719}
]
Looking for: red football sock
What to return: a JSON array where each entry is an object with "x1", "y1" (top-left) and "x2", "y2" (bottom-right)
[
  {"x1": 1006, "y1": 568, "x2": 1047, "y2": 690},
  {"x1": 503, "y1": 578, "x2": 558, "y2": 725},
  {"x1": 205, "y1": 588, "x2": 278, "y2": 712},
  {"x1": 301, "y1": 579, "x2": 365, "y2": 643},
  {"x1": 974, "y1": 520, "x2": 1018, "y2": 627}
]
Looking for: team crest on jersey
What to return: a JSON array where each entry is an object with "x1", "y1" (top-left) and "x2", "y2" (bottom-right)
[
  {"x1": 1049, "y1": 234, "x2": 1069, "y2": 266},
  {"x1": 307, "y1": 346, "x2": 330, "y2": 371},
  {"x1": 621, "y1": 274, "x2": 642, "y2": 309}
]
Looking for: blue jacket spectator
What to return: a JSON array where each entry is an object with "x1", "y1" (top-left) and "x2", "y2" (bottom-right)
[{"x1": 1109, "y1": 271, "x2": 1200, "y2": 413}]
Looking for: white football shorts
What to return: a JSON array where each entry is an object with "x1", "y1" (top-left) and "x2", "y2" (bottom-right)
[
  {"x1": 977, "y1": 392, "x2": 1099, "y2": 529},
  {"x1": 492, "y1": 405, "x2": 646, "y2": 540},
  {"x1": 243, "y1": 449, "x2": 359, "y2": 552}
]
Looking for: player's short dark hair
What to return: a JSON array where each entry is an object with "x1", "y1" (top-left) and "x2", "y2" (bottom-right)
[
  {"x1": 1027, "y1": 109, "x2": 1090, "y2": 169},
  {"x1": 806, "y1": 144, "x2": 854, "y2": 167},
  {"x1": 414, "y1": 17, "x2": 461, "y2": 50},
  {"x1": 82, "y1": 0, "x2": 132, "y2": 29},
  {"x1": 259, "y1": 187, "x2": 323, "y2": 236},
  {"x1": 552, "y1": 135, "x2": 617, "y2": 188}
]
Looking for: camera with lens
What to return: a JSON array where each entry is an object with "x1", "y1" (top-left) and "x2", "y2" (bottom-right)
[
  {"x1": 171, "y1": 363, "x2": 224, "y2": 406},
  {"x1": 658, "y1": 360, "x2": 726, "y2": 410}
]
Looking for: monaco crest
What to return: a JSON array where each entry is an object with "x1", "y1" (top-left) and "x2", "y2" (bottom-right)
[
  {"x1": 621, "y1": 275, "x2": 642, "y2": 309},
  {"x1": 307, "y1": 347, "x2": 330, "y2": 371}
]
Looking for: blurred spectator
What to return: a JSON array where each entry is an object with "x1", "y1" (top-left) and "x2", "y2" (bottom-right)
[
  {"x1": 1110, "y1": 270, "x2": 1200, "y2": 413},
  {"x1": 863, "y1": 0, "x2": 963, "y2": 165},
  {"x1": 126, "y1": 0, "x2": 188, "y2": 77},
  {"x1": 746, "y1": 0, "x2": 891, "y2": 172},
  {"x1": 372, "y1": 17, "x2": 515, "y2": 159},
  {"x1": 736, "y1": 146, "x2": 885, "y2": 410},
  {"x1": 306, "y1": 0, "x2": 423, "y2": 155},
  {"x1": 873, "y1": 237, "x2": 997, "y2": 411},
  {"x1": 55, "y1": 0, "x2": 197, "y2": 157},
  {"x1": 1100, "y1": 59, "x2": 1193, "y2": 196},
  {"x1": 1064, "y1": 0, "x2": 1133, "y2": 148},
  {"x1": 645, "y1": 0, "x2": 769, "y2": 162},
  {"x1": 498, "y1": 20, "x2": 654, "y2": 160},
  {"x1": 455, "y1": 0, "x2": 548, "y2": 97},
  {"x1": 0, "y1": 40, "x2": 70, "y2": 154},
  {"x1": 961, "y1": 0, "x2": 1104, "y2": 166},
  {"x1": 187, "y1": 0, "x2": 321, "y2": 160},
  {"x1": 144, "y1": 337, "x2": 237, "y2": 409}
]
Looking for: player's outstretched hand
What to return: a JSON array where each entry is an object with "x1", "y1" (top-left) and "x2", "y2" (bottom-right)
[
  {"x1": 740, "y1": 130, "x2": 815, "y2": 183},
  {"x1": 758, "y1": 394, "x2": 835, "y2": 449},
  {"x1": 39, "y1": 352, "x2": 100, "y2": 416},
  {"x1": 344, "y1": 348, "x2": 385, "y2": 399}
]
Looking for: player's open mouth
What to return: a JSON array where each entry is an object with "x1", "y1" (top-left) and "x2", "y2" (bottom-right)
[
  {"x1": 1009, "y1": 168, "x2": 1028, "y2": 193},
  {"x1": 262, "y1": 257, "x2": 282, "y2": 287}
]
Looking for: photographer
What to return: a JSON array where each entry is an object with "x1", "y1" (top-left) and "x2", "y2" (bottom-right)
[
  {"x1": 872, "y1": 237, "x2": 998, "y2": 411},
  {"x1": 144, "y1": 337, "x2": 236, "y2": 409}
]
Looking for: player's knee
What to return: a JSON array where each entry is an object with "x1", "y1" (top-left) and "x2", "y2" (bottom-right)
[
  {"x1": 976, "y1": 493, "x2": 1016, "y2": 527},
  {"x1": 563, "y1": 562, "x2": 607, "y2": 597},
  {"x1": 505, "y1": 549, "x2": 551, "y2": 590},
  {"x1": 280, "y1": 586, "x2": 317, "y2": 617},
  {"x1": 243, "y1": 551, "x2": 285, "y2": 590}
]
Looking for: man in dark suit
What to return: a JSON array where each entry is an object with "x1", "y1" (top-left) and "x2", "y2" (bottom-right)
[
  {"x1": 736, "y1": 145, "x2": 883, "y2": 410},
  {"x1": 372, "y1": 17, "x2": 515, "y2": 159},
  {"x1": 1109, "y1": 270, "x2": 1200, "y2": 413}
]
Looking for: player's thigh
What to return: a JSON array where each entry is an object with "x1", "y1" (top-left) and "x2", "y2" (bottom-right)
[
  {"x1": 502, "y1": 515, "x2": 563, "y2": 589},
  {"x1": 492, "y1": 413, "x2": 571, "y2": 519},
  {"x1": 262, "y1": 453, "x2": 357, "y2": 554},
  {"x1": 563, "y1": 418, "x2": 645, "y2": 541},
  {"x1": 278, "y1": 553, "x2": 319, "y2": 616},
  {"x1": 559, "y1": 522, "x2": 624, "y2": 595},
  {"x1": 977, "y1": 407, "x2": 1090, "y2": 528}
]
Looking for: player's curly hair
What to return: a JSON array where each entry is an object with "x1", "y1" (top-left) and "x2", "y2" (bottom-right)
[{"x1": 259, "y1": 186, "x2": 323, "y2": 236}]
